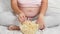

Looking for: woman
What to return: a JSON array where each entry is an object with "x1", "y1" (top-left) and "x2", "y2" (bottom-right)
[{"x1": 8, "y1": 0, "x2": 48, "y2": 30}]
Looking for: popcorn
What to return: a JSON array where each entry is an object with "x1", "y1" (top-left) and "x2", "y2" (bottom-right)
[{"x1": 20, "y1": 20, "x2": 39, "y2": 34}]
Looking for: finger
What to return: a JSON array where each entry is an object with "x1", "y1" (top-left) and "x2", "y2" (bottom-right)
[
  {"x1": 19, "y1": 15, "x2": 24, "y2": 20},
  {"x1": 36, "y1": 21, "x2": 40, "y2": 24},
  {"x1": 40, "y1": 25, "x2": 45, "y2": 30},
  {"x1": 36, "y1": 19, "x2": 40, "y2": 23},
  {"x1": 21, "y1": 14, "x2": 27, "y2": 21},
  {"x1": 18, "y1": 16, "x2": 24, "y2": 22},
  {"x1": 20, "y1": 14, "x2": 26, "y2": 20},
  {"x1": 22, "y1": 14, "x2": 27, "y2": 20},
  {"x1": 36, "y1": 20, "x2": 38, "y2": 24}
]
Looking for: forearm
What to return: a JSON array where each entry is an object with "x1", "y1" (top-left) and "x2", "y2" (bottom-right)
[
  {"x1": 11, "y1": 0, "x2": 22, "y2": 15},
  {"x1": 39, "y1": 0, "x2": 48, "y2": 17}
]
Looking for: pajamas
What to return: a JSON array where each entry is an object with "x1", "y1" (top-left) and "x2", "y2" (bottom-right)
[
  {"x1": 0, "y1": 12, "x2": 60, "y2": 34},
  {"x1": 0, "y1": 11, "x2": 43, "y2": 34},
  {"x1": 0, "y1": 11, "x2": 19, "y2": 26}
]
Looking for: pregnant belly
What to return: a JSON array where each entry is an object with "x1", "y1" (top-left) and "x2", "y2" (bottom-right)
[{"x1": 20, "y1": 7, "x2": 40, "y2": 17}]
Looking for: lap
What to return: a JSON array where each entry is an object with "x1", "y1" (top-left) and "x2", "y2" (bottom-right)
[
  {"x1": 0, "y1": 26, "x2": 42, "y2": 34},
  {"x1": 0, "y1": 25, "x2": 60, "y2": 34}
]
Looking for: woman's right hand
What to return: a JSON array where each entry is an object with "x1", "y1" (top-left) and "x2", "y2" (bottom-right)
[{"x1": 18, "y1": 12, "x2": 27, "y2": 23}]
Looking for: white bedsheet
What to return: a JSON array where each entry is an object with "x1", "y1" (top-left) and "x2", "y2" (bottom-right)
[{"x1": 0, "y1": 25, "x2": 60, "y2": 34}]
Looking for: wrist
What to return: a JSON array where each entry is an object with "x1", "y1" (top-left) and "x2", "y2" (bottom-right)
[
  {"x1": 16, "y1": 11, "x2": 23, "y2": 17},
  {"x1": 17, "y1": 11, "x2": 22, "y2": 15},
  {"x1": 39, "y1": 14, "x2": 44, "y2": 18}
]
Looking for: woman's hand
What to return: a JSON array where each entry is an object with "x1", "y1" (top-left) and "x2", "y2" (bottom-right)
[
  {"x1": 36, "y1": 16, "x2": 45, "y2": 30},
  {"x1": 18, "y1": 12, "x2": 27, "y2": 23}
]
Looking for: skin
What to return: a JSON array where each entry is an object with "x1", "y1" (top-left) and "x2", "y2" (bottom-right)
[{"x1": 8, "y1": 0, "x2": 48, "y2": 30}]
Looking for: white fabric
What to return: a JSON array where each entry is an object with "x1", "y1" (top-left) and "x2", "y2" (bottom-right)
[
  {"x1": 0, "y1": 25, "x2": 60, "y2": 34},
  {"x1": 44, "y1": 16, "x2": 60, "y2": 27},
  {"x1": 0, "y1": 11, "x2": 19, "y2": 26},
  {"x1": 0, "y1": 0, "x2": 12, "y2": 13},
  {"x1": 0, "y1": 26, "x2": 42, "y2": 34},
  {"x1": 43, "y1": 26, "x2": 60, "y2": 34}
]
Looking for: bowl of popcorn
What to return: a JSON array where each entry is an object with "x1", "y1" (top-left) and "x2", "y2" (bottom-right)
[{"x1": 20, "y1": 20, "x2": 39, "y2": 34}]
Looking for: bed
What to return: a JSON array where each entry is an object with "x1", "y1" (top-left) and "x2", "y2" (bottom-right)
[{"x1": 0, "y1": 0, "x2": 60, "y2": 34}]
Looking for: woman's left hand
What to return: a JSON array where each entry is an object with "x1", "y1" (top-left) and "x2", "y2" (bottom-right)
[{"x1": 36, "y1": 16, "x2": 45, "y2": 30}]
